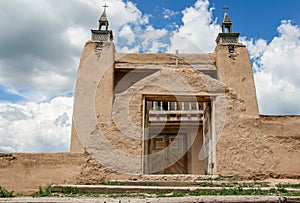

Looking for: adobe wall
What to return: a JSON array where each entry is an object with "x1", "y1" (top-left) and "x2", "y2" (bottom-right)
[
  {"x1": 215, "y1": 97, "x2": 300, "y2": 178},
  {"x1": 215, "y1": 44, "x2": 259, "y2": 117},
  {"x1": 260, "y1": 115, "x2": 300, "y2": 178},
  {"x1": 71, "y1": 41, "x2": 116, "y2": 153},
  {"x1": 215, "y1": 92, "x2": 275, "y2": 178},
  {"x1": 0, "y1": 152, "x2": 138, "y2": 195},
  {"x1": 0, "y1": 153, "x2": 86, "y2": 195},
  {"x1": 70, "y1": 41, "x2": 98, "y2": 153}
]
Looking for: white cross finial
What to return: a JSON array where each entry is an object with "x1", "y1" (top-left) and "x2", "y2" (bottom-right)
[{"x1": 170, "y1": 50, "x2": 184, "y2": 68}]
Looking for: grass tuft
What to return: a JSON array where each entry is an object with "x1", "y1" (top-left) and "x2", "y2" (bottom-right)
[
  {"x1": 32, "y1": 185, "x2": 52, "y2": 197},
  {"x1": 0, "y1": 186, "x2": 14, "y2": 198}
]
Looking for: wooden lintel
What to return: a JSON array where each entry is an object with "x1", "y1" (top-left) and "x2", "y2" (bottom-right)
[
  {"x1": 115, "y1": 63, "x2": 216, "y2": 71},
  {"x1": 144, "y1": 95, "x2": 213, "y2": 102}
]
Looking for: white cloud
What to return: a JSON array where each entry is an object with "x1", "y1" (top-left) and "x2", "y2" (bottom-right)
[
  {"x1": 116, "y1": 0, "x2": 222, "y2": 54},
  {"x1": 117, "y1": 25, "x2": 169, "y2": 53},
  {"x1": 0, "y1": 0, "x2": 150, "y2": 102},
  {"x1": 140, "y1": 26, "x2": 169, "y2": 52},
  {"x1": 66, "y1": 27, "x2": 90, "y2": 48},
  {"x1": 108, "y1": 0, "x2": 148, "y2": 29},
  {"x1": 0, "y1": 97, "x2": 73, "y2": 152},
  {"x1": 162, "y1": 8, "x2": 179, "y2": 19},
  {"x1": 247, "y1": 20, "x2": 300, "y2": 114},
  {"x1": 169, "y1": 0, "x2": 221, "y2": 53},
  {"x1": 119, "y1": 25, "x2": 136, "y2": 45}
]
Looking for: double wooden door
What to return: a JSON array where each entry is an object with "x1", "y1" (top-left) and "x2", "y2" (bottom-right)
[{"x1": 147, "y1": 134, "x2": 187, "y2": 174}]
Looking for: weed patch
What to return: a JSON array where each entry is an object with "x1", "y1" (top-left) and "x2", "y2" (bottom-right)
[
  {"x1": 276, "y1": 183, "x2": 300, "y2": 189},
  {"x1": 32, "y1": 185, "x2": 52, "y2": 197},
  {"x1": 0, "y1": 186, "x2": 14, "y2": 198}
]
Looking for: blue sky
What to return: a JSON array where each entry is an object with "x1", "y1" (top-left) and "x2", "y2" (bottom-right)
[
  {"x1": 128, "y1": 0, "x2": 300, "y2": 41},
  {"x1": 0, "y1": 0, "x2": 300, "y2": 152}
]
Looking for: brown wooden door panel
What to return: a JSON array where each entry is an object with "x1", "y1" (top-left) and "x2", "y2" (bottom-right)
[{"x1": 148, "y1": 134, "x2": 187, "y2": 174}]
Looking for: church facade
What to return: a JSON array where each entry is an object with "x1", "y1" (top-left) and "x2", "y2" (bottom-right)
[
  {"x1": 70, "y1": 6, "x2": 300, "y2": 177},
  {"x1": 1, "y1": 5, "x2": 300, "y2": 195}
]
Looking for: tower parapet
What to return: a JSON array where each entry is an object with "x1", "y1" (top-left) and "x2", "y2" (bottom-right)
[{"x1": 91, "y1": 4, "x2": 113, "y2": 42}]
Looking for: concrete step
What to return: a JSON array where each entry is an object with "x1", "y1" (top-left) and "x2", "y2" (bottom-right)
[
  {"x1": 51, "y1": 184, "x2": 300, "y2": 194},
  {"x1": 105, "y1": 179, "x2": 269, "y2": 187}
]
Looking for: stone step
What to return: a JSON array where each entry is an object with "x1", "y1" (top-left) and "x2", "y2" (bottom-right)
[
  {"x1": 51, "y1": 184, "x2": 300, "y2": 194},
  {"x1": 105, "y1": 180, "x2": 268, "y2": 187}
]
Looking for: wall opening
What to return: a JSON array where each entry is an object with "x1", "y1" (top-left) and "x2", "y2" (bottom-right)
[{"x1": 143, "y1": 95, "x2": 215, "y2": 175}]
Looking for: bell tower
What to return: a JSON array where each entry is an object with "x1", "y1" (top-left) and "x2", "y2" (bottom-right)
[
  {"x1": 91, "y1": 4, "x2": 114, "y2": 41},
  {"x1": 216, "y1": 6, "x2": 240, "y2": 45},
  {"x1": 214, "y1": 6, "x2": 259, "y2": 117},
  {"x1": 71, "y1": 3, "x2": 116, "y2": 153},
  {"x1": 222, "y1": 6, "x2": 232, "y2": 33}
]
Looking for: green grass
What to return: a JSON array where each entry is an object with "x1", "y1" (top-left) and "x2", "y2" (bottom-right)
[
  {"x1": 196, "y1": 176, "x2": 246, "y2": 182},
  {"x1": 197, "y1": 180, "x2": 270, "y2": 188},
  {"x1": 60, "y1": 187, "x2": 101, "y2": 197},
  {"x1": 107, "y1": 192, "x2": 146, "y2": 198},
  {"x1": 190, "y1": 187, "x2": 287, "y2": 196},
  {"x1": 196, "y1": 176, "x2": 225, "y2": 181},
  {"x1": 0, "y1": 186, "x2": 14, "y2": 198},
  {"x1": 170, "y1": 191, "x2": 185, "y2": 197},
  {"x1": 25, "y1": 183, "x2": 300, "y2": 199},
  {"x1": 32, "y1": 185, "x2": 52, "y2": 197},
  {"x1": 276, "y1": 183, "x2": 300, "y2": 189}
]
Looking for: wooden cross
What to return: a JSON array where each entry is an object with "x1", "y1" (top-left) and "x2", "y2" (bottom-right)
[{"x1": 170, "y1": 50, "x2": 184, "y2": 68}]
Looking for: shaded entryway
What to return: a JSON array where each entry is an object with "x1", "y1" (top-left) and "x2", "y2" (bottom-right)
[{"x1": 143, "y1": 96, "x2": 214, "y2": 175}]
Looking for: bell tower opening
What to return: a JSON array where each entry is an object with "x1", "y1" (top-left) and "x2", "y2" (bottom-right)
[{"x1": 221, "y1": 5, "x2": 232, "y2": 33}]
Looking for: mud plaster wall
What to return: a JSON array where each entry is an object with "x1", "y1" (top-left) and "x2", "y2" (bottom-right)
[
  {"x1": 0, "y1": 152, "x2": 135, "y2": 195},
  {"x1": 0, "y1": 153, "x2": 83, "y2": 194},
  {"x1": 215, "y1": 45, "x2": 259, "y2": 117},
  {"x1": 215, "y1": 95, "x2": 300, "y2": 178},
  {"x1": 215, "y1": 91, "x2": 275, "y2": 178},
  {"x1": 260, "y1": 116, "x2": 300, "y2": 178},
  {"x1": 71, "y1": 41, "x2": 98, "y2": 153}
]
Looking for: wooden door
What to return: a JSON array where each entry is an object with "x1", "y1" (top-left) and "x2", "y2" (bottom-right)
[{"x1": 148, "y1": 134, "x2": 187, "y2": 174}]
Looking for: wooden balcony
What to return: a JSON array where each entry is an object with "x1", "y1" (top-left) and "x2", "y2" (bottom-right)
[{"x1": 147, "y1": 101, "x2": 204, "y2": 123}]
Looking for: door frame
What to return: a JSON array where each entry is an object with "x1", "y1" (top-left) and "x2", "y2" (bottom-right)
[{"x1": 142, "y1": 95, "x2": 217, "y2": 175}]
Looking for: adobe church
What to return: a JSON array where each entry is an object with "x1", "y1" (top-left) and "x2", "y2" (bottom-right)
[
  {"x1": 70, "y1": 6, "x2": 300, "y2": 177},
  {"x1": 0, "y1": 5, "x2": 299, "y2": 195}
]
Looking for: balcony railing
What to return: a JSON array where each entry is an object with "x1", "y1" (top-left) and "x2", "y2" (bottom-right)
[{"x1": 148, "y1": 101, "x2": 204, "y2": 122}]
